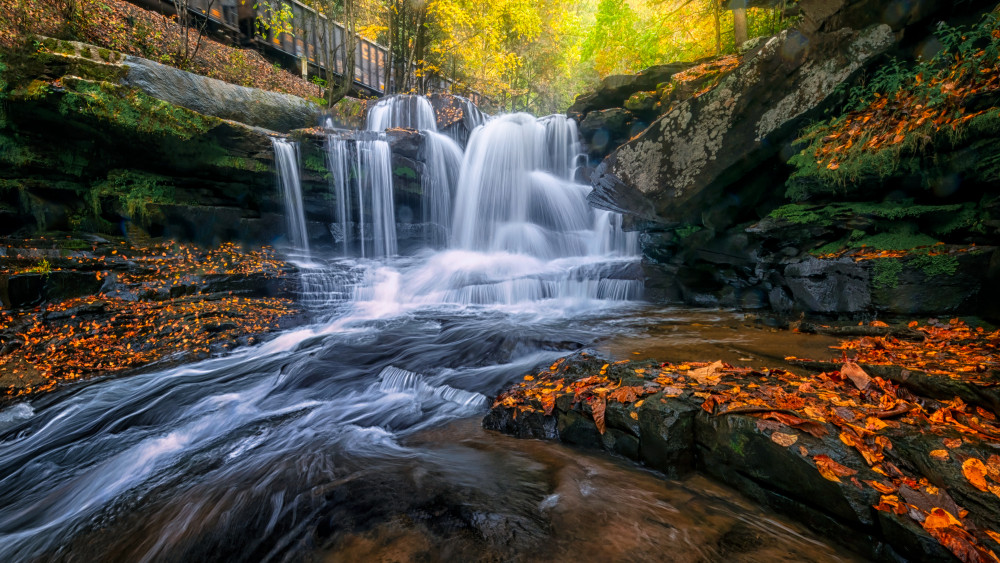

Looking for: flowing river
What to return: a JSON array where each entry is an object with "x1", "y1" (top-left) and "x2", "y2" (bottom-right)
[{"x1": 0, "y1": 99, "x2": 860, "y2": 562}]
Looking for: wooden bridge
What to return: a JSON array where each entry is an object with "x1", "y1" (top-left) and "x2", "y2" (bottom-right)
[{"x1": 141, "y1": 0, "x2": 482, "y2": 105}]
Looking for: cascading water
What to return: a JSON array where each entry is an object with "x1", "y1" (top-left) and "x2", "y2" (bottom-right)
[
  {"x1": 271, "y1": 138, "x2": 310, "y2": 257},
  {"x1": 420, "y1": 131, "x2": 463, "y2": 247},
  {"x1": 323, "y1": 134, "x2": 398, "y2": 259},
  {"x1": 0, "y1": 98, "x2": 666, "y2": 562},
  {"x1": 367, "y1": 94, "x2": 438, "y2": 132}
]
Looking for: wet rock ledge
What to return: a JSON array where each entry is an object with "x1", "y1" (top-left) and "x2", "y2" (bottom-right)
[
  {"x1": 484, "y1": 337, "x2": 1000, "y2": 563},
  {"x1": 0, "y1": 236, "x2": 302, "y2": 405}
]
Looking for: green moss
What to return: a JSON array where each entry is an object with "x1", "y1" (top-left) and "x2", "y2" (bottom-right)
[
  {"x1": 768, "y1": 204, "x2": 825, "y2": 225},
  {"x1": 59, "y1": 79, "x2": 219, "y2": 140},
  {"x1": 97, "y1": 48, "x2": 111, "y2": 62},
  {"x1": 90, "y1": 170, "x2": 176, "y2": 222},
  {"x1": 213, "y1": 155, "x2": 268, "y2": 172},
  {"x1": 872, "y1": 259, "x2": 903, "y2": 290},
  {"x1": 853, "y1": 231, "x2": 939, "y2": 251},
  {"x1": 304, "y1": 153, "x2": 327, "y2": 174},
  {"x1": 674, "y1": 224, "x2": 703, "y2": 240},
  {"x1": 393, "y1": 166, "x2": 418, "y2": 180},
  {"x1": 911, "y1": 253, "x2": 959, "y2": 278},
  {"x1": 0, "y1": 133, "x2": 38, "y2": 166},
  {"x1": 810, "y1": 240, "x2": 846, "y2": 256}
]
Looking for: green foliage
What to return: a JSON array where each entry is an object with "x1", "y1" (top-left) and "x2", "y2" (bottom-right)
[
  {"x1": 59, "y1": 79, "x2": 218, "y2": 139},
  {"x1": 90, "y1": 169, "x2": 175, "y2": 222},
  {"x1": 674, "y1": 224, "x2": 702, "y2": 240},
  {"x1": 872, "y1": 259, "x2": 902, "y2": 290},
  {"x1": 911, "y1": 253, "x2": 959, "y2": 278},
  {"x1": 23, "y1": 258, "x2": 53, "y2": 277}
]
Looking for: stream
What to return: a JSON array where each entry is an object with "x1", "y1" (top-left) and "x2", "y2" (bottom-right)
[{"x1": 0, "y1": 98, "x2": 861, "y2": 561}]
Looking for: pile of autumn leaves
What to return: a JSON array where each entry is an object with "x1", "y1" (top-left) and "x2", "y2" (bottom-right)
[
  {"x1": 1, "y1": 241, "x2": 295, "y2": 400},
  {"x1": 810, "y1": 18, "x2": 1000, "y2": 171},
  {"x1": 494, "y1": 320, "x2": 1000, "y2": 562}
]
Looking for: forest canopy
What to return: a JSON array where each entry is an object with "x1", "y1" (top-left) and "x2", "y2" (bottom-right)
[{"x1": 344, "y1": 0, "x2": 795, "y2": 114}]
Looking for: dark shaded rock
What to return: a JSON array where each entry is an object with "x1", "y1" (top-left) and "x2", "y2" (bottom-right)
[
  {"x1": 578, "y1": 108, "x2": 635, "y2": 161},
  {"x1": 44, "y1": 270, "x2": 105, "y2": 302},
  {"x1": 1, "y1": 274, "x2": 44, "y2": 309},
  {"x1": 871, "y1": 250, "x2": 991, "y2": 315},
  {"x1": 784, "y1": 258, "x2": 871, "y2": 314},
  {"x1": 637, "y1": 395, "x2": 698, "y2": 477}
]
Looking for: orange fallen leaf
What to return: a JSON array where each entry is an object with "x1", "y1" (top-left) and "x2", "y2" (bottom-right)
[
  {"x1": 930, "y1": 450, "x2": 950, "y2": 461},
  {"x1": 964, "y1": 458, "x2": 990, "y2": 492},
  {"x1": 592, "y1": 397, "x2": 607, "y2": 435},
  {"x1": 923, "y1": 508, "x2": 963, "y2": 530},
  {"x1": 944, "y1": 438, "x2": 963, "y2": 449},
  {"x1": 814, "y1": 454, "x2": 857, "y2": 482},
  {"x1": 771, "y1": 432, "x2": 799, "y2": 447},
  {"x1": 864, "y1": 480, "x2": 896, "y2": 494},
  {"x1": 841, "y1": 361, "x2": 871, "y2": 391}
]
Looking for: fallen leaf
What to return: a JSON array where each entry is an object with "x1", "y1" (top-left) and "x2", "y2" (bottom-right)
[
  {"x1": 964, "y1": 458, "x2": 990, "y2": 492},
  {"x1": 923, "y1": 508, "x2": 963, "y2": 530},
  {"x1": 987, "y1": 530, "x2": 1000, "y2": 545},
  {"x1": 814, "y1": 454, "x2": 857, "y2": 482},
  {"x1": 930, "y1": 450, "x2": 951, "y2": 460},
  {"x1": 771, "y1": 432, "x2": 799, "y2": 447},
  {"x1": 944, "y1": 438, "x2": 963, "y2": 449},
  {"x1": 841, "y1": 361, "x2": 871, "y2": 391},
  {"x1": 629, "y1": 411, "x2": 639, "y2": 421},
  {"x1": 690, "y1": 360, "x2": 725, "y2": 383},
  {"x1": 864, "y1": 480, "x2": 897, "y2": 494},
  {"x1": 799, "y1": 445, "x2": 809, "y2": 457},
  {"x1": 765, "y1": 412, "x2": 828, "y2": 438},
  {"x1": 592, "y1": 397, "x2": 607, "y2": 435}
]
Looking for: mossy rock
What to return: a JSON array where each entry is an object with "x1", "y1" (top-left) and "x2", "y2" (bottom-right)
[
  {"x1": 59, "y1": 77, "x2": 221, "y2": 140},
  {"x1": 624, "y1": 90, "x2": 658, "y2": 112}
]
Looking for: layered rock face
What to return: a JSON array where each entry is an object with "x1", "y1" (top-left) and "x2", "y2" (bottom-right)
[
  {"x1": 578, "y1": 0, "x2": 1000, "y2": 319},
  {"x1": 0, "y1": 40, "x2": 482, "y2": 251}
]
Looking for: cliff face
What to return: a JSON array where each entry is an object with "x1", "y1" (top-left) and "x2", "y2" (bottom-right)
[
  {"x1": 0, "y1": 40, "x2": 479, "y2": 251},
  {"x1": 577, "y1": 0, "x2": 1000, "y2": 320}
]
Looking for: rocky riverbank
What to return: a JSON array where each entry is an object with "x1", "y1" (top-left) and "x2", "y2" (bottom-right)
[
  {"x1": 0, "y1": 235, "x2": 302, "y2": 406},
  {"x1": 484, "y1": 319, "x2": 1000, "y2": 562},
  {"x1": 576, "y1": 0, "x2": 1000, "y2": 320}
]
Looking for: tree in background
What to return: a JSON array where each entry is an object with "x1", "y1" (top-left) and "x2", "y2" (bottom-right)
[{"x1": 170, "y1": 0, "x2": 218, "y2": 68}]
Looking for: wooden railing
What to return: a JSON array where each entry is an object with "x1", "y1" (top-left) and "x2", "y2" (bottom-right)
[{"x1": 177, "y1": 0, "x2": 483, "y2": 105}]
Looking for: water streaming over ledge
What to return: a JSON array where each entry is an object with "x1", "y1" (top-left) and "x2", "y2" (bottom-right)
[{"x1": 271, "y1": 138, "x2": 310, "y2": 257}]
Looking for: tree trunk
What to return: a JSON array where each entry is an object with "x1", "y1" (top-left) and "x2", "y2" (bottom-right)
[
  {"x1": 328, "y1": 0, "x2": 357, "y2": 107},
  {"x1": 733, "y1": 6, "x2": 748, "y2": 47},
  {"x1": 714, "y1": 0, "x2": 721, "y2": 55}
]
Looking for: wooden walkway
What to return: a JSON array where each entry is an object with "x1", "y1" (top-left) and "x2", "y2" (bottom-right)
[{"x1": 165, "y1": 0, "x2": 481, "y2": 105}]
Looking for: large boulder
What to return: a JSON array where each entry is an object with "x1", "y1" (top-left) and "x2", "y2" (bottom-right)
[
  {"x1": 590, "y1": 23, "x2": 895, "y2": 225},
  {"x1": 122, "y1": 56, "x2": 321, "y2": 132}
]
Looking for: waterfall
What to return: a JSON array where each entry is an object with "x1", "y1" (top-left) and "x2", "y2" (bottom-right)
[
  {"x1": 450, "y1": 113, "x2": 634, "y2": 260},
  {"x1": 358, "y1": 139, "x2": 397, "y2": 259},
  {"x1": 325, "y1": 134, "x2": 397, "y2": 259},
  {"x1": 367, "y1": 95, "x2": 438, "y2": 132},
  {"x1": 271, "y1": 138, "x2": 310, "y2": 256},
  {"x1": 326, "y1": 135, "x2": 352, "y2": 256},
  {"x1": 421, "y1": 131, "x2": 463, "y2": 247}
]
